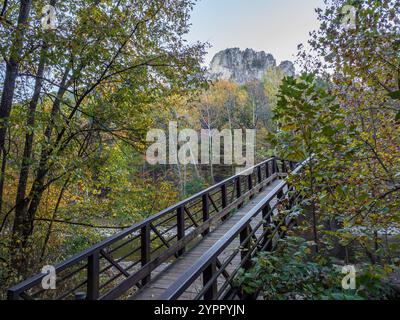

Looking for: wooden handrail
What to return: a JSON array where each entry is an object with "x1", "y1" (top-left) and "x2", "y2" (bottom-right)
[
  {"x1": 7, "y1": 157, "x2": 294, "y2": 300},
  {"x1": 160, "y1": 160, "x2": 306, "y2": 300}
]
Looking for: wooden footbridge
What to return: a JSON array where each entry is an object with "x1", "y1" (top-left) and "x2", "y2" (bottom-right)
[{"x1": 8, "y1": 157, "x2": 303, "y2": 300}]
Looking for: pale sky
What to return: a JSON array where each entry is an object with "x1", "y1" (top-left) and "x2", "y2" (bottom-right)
[{"x1": 186, "y1": 0, "x2": 325, "y2": 66}]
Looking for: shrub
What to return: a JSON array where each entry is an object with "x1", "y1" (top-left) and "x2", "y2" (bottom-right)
[{"x1": 238, "y1": 237, "x2": 398, "y2": 300}]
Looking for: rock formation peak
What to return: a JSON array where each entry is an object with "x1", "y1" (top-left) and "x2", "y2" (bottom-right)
[{"x1": 209, "y1": 48, "x2": 295, "y2": 84}]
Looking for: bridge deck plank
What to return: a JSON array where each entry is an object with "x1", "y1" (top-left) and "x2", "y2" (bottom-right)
[{"x1": 130, "y1": 179, "x2": 282, "y2": 300}]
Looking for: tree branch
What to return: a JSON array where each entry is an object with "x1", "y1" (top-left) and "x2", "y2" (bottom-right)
[{"x1": 34, "y1": 218, "x2": 130, "y2": 230}]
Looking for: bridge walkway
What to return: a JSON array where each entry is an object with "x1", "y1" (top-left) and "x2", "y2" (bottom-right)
[
  {"x1": 131, "y1": 179, "x2": 282, "y2": 300},
  {"x1": 7, "y1": 157, "x2": 296, "y2": 301}
]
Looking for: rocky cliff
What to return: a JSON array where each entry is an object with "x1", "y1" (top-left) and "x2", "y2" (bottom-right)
[{"x1": 209, "y1": 48, "x2": 295, "y2": 84}]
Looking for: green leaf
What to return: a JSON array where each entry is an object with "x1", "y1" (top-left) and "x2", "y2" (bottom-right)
[{"x1": 388, "y1": 90, "x2": 400, "y2": 100}]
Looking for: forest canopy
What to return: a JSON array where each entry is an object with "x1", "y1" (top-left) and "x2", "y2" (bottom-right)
[{"x1": 0, "y1": 0, "x2": 399, "y2": 300}]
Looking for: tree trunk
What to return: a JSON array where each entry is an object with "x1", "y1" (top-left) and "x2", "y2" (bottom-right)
[
  {"x1": 13, "y1": 0, "x2": 59, "y2": 250},
  {"x1": 308, "y1": 159, "x2": 319, "y2": 253},
  {"x1": 11, "y1": 66, "x2": 70, "y2": 272},
  {"x1": 40, "y1": 177, "x2": 70, "y2": 261},
  {"x1": 14, "y1": 44, "x2": 47, "y2": 237},
  {"x1": 0, "y1": 0, "x2": 33, "y2": 213}
]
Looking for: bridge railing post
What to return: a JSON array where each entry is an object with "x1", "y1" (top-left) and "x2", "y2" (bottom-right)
[
  {"x1": 272, "y1": 158, "x2": 278, "y2": 174},
  {"x1": 221, "y1": 184, "x2": 228, "y2": 221},
  {"x1": 239, "y1": 225, "x2": 252, "y2": 270},
  {"x1": 257, "y1": 166, "x2": 262, "y2": 184},
  {"x1": 203, "y1": 260, "x2": 217, "y2": 300},
  {"x1": 248, "y1": 173, "x2": 254, "y2": 199},
  {"x1": 87, "y1": 251, "x2": 100, "y2": 300},
  {"x1": 177, "y1": 206, "x2": 185, "y2": 256},
  {"x1": 277, "y1": 188, "x2": 284, "y2": 200},
  {"x1": 285, "y1": 185, "x2": 298, "y2": 228},
  {"x1": 287, "y1": 186, "x2": 295, "y2": 207},
  {"x1": 275, "y1": 188, "x2": 287, "y2": 240},
  {"x1": 202, "y1": 194, "x2": 210, "y2": 236},
  {"x1": 265, "y1": 161, "x2": 270, "y2": 181},
  {"x1": 141, "y1": 224, "x2": 151, "y2": 285},
  {"x1": 282, "y1": 160, "x2": 286, "y2": 173},
  {"x1": 236, "y1": 177, "x2": 243, "y2": 208},
  {"x1": 262, "y1": 204, "x2": 273, "y2": 251},
  {"x1": 221, "y1": 184, "x2": 227, "y2": 208}
]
